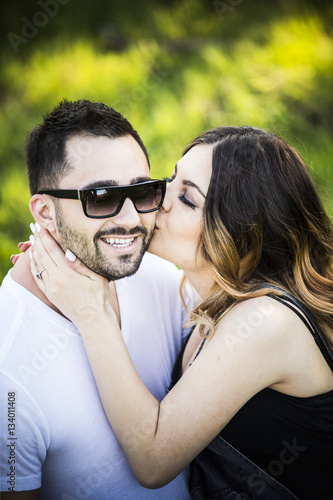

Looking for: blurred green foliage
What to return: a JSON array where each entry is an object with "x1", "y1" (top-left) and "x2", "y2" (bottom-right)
[{"x1": 0, "y1": 0, "x2": 333, "y2": 281}]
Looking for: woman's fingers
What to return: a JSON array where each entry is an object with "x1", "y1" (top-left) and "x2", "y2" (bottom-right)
[
  {"x1": 18, "y1": 241, "x2": 32, "y2": 252},
  {"x1": 64, "y1": 249, "x2": 102, "y2": 281},
  {"x1": 30, "y1": 231, "x2": 58, "y2": 281},
  {"x1": 10, "y1": 239, "x2": 32, "y2": 265},
  {"x1": 31, "y1": 223, "x2": 65, "y2": 271},
  {"x1": 31, "y1": 223, "x2": 97, "y2": 280},
  {"x1": 10, "y1": 253, "x2": 21, "y2": 265},
  {"x1": 28, "y1": 223, "x2": 110, "y2": 325},
  {"x1": 30, "y1": 247, "x2": 47, "y2": 293},
  {"x1": 29, "y1": 223, "x2": 104, "y2": 296}
]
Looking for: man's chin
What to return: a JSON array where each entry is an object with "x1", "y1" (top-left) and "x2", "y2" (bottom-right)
[
  {"x1": 76, "y1": 233, "x2": 152, "y2": 281},
  {"x1": 92, "y1": 252, "x2": 145, "y2": 281},
  {"x1": 108, "y1": 264, "x2": 141, "y2": 281}
]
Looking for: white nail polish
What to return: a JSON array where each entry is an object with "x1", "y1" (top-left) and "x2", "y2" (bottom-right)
[
  {"x1": 30, "y1": 223, "x2": 35, "y2": 233},
  {"x1": 65, "y1": 249, "x2": 77, "y2": 262},
  {"x1": 29, "y1": 235, "x2": 35, "y2": 246},
  {"x1": 35, "y1": 222, "x2": 41, "y2": 232}
]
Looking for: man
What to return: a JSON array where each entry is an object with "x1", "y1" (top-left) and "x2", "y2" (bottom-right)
[{"x1": 0, "y1": 100, "x2": 191, "y2": 499}]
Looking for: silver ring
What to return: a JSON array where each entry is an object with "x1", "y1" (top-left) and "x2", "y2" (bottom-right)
[{"x1": 36, "y1": 267, "x2": 46, "y2": 280}]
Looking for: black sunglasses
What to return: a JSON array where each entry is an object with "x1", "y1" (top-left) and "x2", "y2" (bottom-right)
[{"x1": 38, "y1": 179, "x2": 166, "y2": 219}]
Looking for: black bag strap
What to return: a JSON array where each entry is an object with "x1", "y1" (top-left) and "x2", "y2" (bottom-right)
[
  {"x1": 204, "y1": 434, "x2": 300, "y2": 499},
  {"x1": 262, "y1": 285, "x2": 333, "y2": 372}
]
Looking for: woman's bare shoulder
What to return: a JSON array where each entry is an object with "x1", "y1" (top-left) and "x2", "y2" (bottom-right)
[
  {"x1": 214, "y1": 295, "x2": 333, "y2": 397},
  {"x1": 214, "y1": 295, "x2": 297, "y2": 349}
]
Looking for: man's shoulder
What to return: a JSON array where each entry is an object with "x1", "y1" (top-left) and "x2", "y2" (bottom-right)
[
  {"x1": 1, "y1": 269, "x2": 31, "y2": 302},
  {"x1": 0, "y1": 270, "x2": 43, "y2": 317},
  {"x1": 0, "y1": 270, "x2": 76, "y2": 350},
  {"x1": 0, "y1": 271, "x2": 21, "y2": 311}
]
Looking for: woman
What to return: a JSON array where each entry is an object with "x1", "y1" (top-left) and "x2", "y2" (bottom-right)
[{"x1": 29, "y1": 126, "x2": 333, "y2": 500}]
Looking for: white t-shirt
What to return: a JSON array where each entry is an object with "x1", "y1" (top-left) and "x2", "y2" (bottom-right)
[{"x1": 0, "y1": 253, "x2": 192, "y2": 500}]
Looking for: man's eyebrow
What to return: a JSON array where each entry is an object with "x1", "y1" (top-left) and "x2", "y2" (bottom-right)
[{"x1": 81, "y1": 176, "x2": 151, "y2": 190}]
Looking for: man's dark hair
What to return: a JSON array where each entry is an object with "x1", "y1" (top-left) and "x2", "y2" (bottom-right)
[{"x1": 26, "y1": 99, "x2": 150, "y2": 194}]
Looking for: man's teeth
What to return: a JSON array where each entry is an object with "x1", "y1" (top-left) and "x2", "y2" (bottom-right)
[{"x1": 105, "y1": 237, "x2": 135, "y2": 248}]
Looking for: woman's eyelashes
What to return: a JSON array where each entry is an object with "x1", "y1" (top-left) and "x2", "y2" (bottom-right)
[
  {"x1": 164, "y1": 175, "x2": 196, "y2": 209},
  {"x1": 178, "y1": 192, "x2": 196, "y2": 210}
]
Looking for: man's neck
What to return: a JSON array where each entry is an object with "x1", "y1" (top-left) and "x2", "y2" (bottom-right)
[{"x1": 10, "y1": 252, "x2": 121, "y2": 326}]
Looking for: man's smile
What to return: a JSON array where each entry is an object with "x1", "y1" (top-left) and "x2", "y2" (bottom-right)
[{"x1": 103, "y1": 236, "x2": 135, "y2": 248}]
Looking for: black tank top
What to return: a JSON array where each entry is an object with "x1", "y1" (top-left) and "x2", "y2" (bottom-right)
[{"x1": 170, "y1": 292, "x2": 333, "y2": 500}]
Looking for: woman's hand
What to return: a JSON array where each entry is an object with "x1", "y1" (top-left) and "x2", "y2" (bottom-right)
[
  {"x1": 10, "y1": 240, "x2": 32, "y2": 265},
  {"x1": 29, "y1": 223, "x2": 115, "y2": 329}
]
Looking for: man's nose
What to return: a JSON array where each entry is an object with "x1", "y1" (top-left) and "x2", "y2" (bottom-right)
[{"x1": 111, "y1": 197, "x2": 141, "y2": 227}]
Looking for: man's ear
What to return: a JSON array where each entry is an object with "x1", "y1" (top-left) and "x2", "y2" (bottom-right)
[{"x1": 29, "y1": 195, "x2": 57, "y2": 233}]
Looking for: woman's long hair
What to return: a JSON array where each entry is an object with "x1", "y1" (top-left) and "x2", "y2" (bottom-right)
[{"x1": 185, "y1": 126, "x2": 333, "y2": 346}]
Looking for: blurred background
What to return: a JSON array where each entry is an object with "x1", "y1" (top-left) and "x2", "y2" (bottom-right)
[{"x1": 0, "y1": 0, "x2": 332, "y2": 281}]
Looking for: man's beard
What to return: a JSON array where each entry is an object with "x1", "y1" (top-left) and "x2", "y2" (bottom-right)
[{"x1": 55, "y1": 208, "x2": 154, "y2": 281}]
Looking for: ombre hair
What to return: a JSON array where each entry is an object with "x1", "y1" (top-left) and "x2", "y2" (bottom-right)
[{"x1": 184, "y1": 126, "x2": 333, "y2": 346}]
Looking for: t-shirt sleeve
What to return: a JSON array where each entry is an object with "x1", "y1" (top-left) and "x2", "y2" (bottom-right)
[{"x1": 0, "y1": 372, "x2": 48, "y2": 492}]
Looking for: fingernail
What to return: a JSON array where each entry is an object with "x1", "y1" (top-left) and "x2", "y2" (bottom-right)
[
  {"x1": 18, "y1": 242, "x2": 23, "y2": 249},
  {"x1": 65, "y1": 249, "x2": 77, "y2": 262},
  {"x1": 30, "y1": 223, "x2": 35, "y2": 233},
  {"x1": 29, "y1": 235, "x2": 35, "y2": 246},
  {"x1": 35, "y1": 222, "x2": 41, "y2": 232},
  {"x1": 10, "y1": 255, "x2": 14, "y2": 263}
]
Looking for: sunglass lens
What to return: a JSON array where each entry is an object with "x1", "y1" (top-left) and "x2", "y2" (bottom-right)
[
  {"x1": 86, "y1": 188, "x2": 123, "y2": 217},
  {"x1": 132, "y1": 183, "x2": 164, "y2": 212},
  {"x1": 84, "y1": 181, "x2": 165, "y2": 218}
]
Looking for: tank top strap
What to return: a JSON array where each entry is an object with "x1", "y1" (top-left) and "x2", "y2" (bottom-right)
[
  {"x1": 262, "y1": 285, "x2": 333, "y2": 372},
  {"x1": 169, "y1": 326, "x2": 194, "y2": 390}
]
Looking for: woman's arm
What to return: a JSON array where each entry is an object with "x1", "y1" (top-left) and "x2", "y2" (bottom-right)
[{"x1": 30, "y1": 226, "x2": 294, "y2": 488}]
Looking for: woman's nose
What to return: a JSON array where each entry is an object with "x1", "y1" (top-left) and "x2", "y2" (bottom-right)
[{"x1": 161, "y1": 183, "x2": 172, "y2": 212}]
